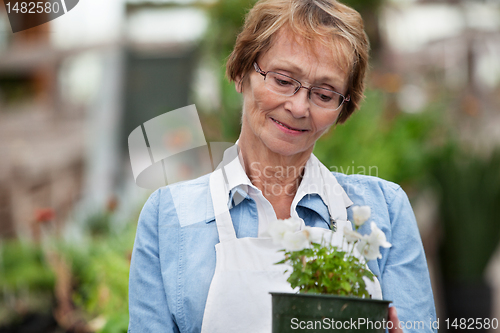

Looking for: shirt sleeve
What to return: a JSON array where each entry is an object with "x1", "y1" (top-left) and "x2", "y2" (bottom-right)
[
  {"x1": 128, "y1": 190, "x2": 179, "y2": 332},
  {"x1": 381, "y1": 187, "x2": 437, "y2": 333}
]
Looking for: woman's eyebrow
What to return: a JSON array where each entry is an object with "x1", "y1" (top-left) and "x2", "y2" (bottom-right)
[
  {"x1": 315, "y1": 76, "x2": 342, "y2": 88},
  {"x1": 270, "y1": 59, "x2": 344, "y2": 88},
  {"x1": 269, "y1": 59, "x2": 302, "y2": 74},
  {"x1": 312, "y1": 71, "x2": 346, "y2": 90}
]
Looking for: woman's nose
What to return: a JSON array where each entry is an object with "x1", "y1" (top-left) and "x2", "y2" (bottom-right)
[{"x1": 287, "y1": 87, "x2": 311, "y2": 118}]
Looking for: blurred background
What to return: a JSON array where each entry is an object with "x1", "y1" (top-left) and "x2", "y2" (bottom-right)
[{"x1": 0, "y1": 0, "x2": 499, "y2": 332}]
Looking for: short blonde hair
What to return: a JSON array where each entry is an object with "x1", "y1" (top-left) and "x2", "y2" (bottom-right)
[{"x1": 226, "y1": 0, "x2": 369, "y2": 124}]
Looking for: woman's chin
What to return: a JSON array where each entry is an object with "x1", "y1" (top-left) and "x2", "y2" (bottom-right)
[{"x1": 263, "y1": 140, "x2": 310, "y2": 158}]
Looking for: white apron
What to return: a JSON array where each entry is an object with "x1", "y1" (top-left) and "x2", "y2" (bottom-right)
[{"x1": 201, "y1": 162, "x2": 382, "y2": 333}]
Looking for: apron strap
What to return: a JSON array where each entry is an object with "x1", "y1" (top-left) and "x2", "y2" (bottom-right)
[
  {"x1": 210, "y1": 168, "x2": 237, "y2": 242},
  {"x1": 318, "y1": 161, "x2": 350, "y2": 223}
]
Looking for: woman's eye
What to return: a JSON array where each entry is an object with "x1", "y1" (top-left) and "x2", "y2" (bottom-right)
[
  {"x1": 316, "y1": 93, "x2": 332, "y2": 102},
  {"x1": 275, "y1": 78, "x2": 292, "y2": 86}
]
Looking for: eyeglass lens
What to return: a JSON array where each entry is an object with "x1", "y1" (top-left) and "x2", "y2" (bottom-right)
[{"x1": 265, "y1": 72, "x2": 344, "y2": 110}]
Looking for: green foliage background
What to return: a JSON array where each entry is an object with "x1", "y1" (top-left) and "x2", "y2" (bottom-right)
[
  {"x1": 314, "y1": 90, "x2": 449, "y2": 186},
  {"x1": 0, "y1": 209, "x2": 137, "y2": 332}
]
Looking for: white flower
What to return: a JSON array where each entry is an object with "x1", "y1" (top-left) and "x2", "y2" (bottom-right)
[
  {"x1": 264, "y1": 217, "x2": 302, "y2": 245},
  {"x1": 303, "y1": 226, "x2": 331, "y2": 244},
  {"x1": 264, "y1": 220, "x2": 289, "y2": 245},
  {"x1": 282, "y1": 231, "x2": 310, "y2": 251},
  {"x1": 282, "y1": 217, "x2": 302, "y2": 232},
  {"x1": 356, "y1": 237, "x2": 380, "y2": 261},
  {"x1": 366, "y1": 222, "x2": 392, "y2": 249},
  {"x1": 352, "y1": 206, "x2": 371, "y2": 227},
  {"x1": 343, "y1": 227, "x2": 362, "y2": 243},
  {"x1": 356, "y1": 222, "x2": 391, "y2": 260}
]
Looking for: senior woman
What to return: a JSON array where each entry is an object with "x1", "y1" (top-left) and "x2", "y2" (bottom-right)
[{"x1": 128, "y1": 0, "x2": 437, "y2": 332}]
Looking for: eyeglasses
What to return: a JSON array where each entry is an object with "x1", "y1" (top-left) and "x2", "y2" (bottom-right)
[{"x1": 253, "y1": 62, "x2": 350, "y2": 111}]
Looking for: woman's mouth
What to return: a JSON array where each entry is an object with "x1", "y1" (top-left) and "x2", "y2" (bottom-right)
[{"x1": 270, "y1": 118, "x2": 308, "y2": 132}]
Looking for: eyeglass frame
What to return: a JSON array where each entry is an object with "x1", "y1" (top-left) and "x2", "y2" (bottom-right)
[{"x1": 252, "y1": 62, "x2": 350, "y2": 111}]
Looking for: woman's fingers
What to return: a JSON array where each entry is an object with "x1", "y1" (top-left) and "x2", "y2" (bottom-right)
[{"x1": 388, "y1": 306, "x2": 404, "y2": 333}]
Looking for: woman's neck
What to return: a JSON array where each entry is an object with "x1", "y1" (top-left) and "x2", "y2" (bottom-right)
[{"x1": 238, "y1": 137, "x2": 312, "y2": 219}]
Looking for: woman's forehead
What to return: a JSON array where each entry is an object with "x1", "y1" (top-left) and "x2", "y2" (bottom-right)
[
  {"x1": 260, "y1": 29, "x2": 351, "y2": 76},
  {"x1": 263, "y1": 28, "x2": 352, "y2": 74}
]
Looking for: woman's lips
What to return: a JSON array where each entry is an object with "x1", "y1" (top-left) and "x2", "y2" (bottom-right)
[{"x1": 270, "y1": 117, "x2": 308, "y2": 132}]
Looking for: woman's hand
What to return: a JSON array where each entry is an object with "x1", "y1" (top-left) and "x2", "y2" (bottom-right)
[{"x1": 388, "y1": 306, "x2": 404, "y2": 333}]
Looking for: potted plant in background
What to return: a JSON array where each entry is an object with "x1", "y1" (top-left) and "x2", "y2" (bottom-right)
[
  {"x1": 266, "y1": 206, "x2": 392, "y2": 333},
  {"x1": 430, "y1": 146, "x2": 500, "y2": 332}
]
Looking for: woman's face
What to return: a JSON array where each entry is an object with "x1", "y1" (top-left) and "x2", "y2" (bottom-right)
[{"x1": 239, "y1": 29, "x2": 349, "y2": 158}]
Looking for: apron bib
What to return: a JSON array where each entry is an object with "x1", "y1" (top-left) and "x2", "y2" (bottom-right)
[{"x1": 201, "y1": 161, "x2": 382, "y2": 333}]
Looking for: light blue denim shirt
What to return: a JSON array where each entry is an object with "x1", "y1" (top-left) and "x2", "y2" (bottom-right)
[{"x1": 128, "y1": 172, "x2": 437, "y2": 333}]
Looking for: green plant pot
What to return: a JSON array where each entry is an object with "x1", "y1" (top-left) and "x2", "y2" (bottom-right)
[{"x1": 271, "y1": 292, "x2": 391, "y2": 333}]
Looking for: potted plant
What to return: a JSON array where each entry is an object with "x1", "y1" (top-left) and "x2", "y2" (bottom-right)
[{"x1": 265, "y1": 206, "x2": 392, "y2": 333}]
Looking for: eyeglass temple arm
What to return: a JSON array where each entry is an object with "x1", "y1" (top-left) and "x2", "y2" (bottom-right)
[{"x1": 253, "y1": 62, "x2": 266, "y2": 76}]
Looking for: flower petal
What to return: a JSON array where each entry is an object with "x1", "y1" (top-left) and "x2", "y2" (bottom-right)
[
  {"x1": 282, "y1": 231, "x2": 310, "y2": 251},
  {"x1": 343, "y1": 226, "x2": 362, "y2": 243},
  {"x1": 304, "y1": 226, "x2": 331, "y2": 244},
  {"x1": 352, "y1": 206, "x2": 371, "y2": 226}
]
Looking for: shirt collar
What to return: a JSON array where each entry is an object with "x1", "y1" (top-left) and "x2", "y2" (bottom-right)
[
  {"x1": 291, "y1": 153, "x2": 353, "y2": 223},
  {"x1": 213, "y1": 143, "x2": 254, "y2": 208},
  {"x1": 217, "y1": 143, "x2": 352, "y2": 220},
  {"x1": 296, "y1": 193, "x2": 330, "y2": 225}
]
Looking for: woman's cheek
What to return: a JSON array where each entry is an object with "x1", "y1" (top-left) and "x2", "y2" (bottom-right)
[
  {"x1": 254, "y1": 85, "x2": 282, "y2": 110},
  {"x1": 314, "y1": 114, "x2": 336, "y2": 137}
]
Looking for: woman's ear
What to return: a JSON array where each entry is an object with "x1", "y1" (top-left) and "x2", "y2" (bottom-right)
[
  {"x1": 235, "y1": 74, "x2": 246, "y2": 93},
  {"x1": 235, "y1": 77, "x2": 243, "y2": 93}
]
